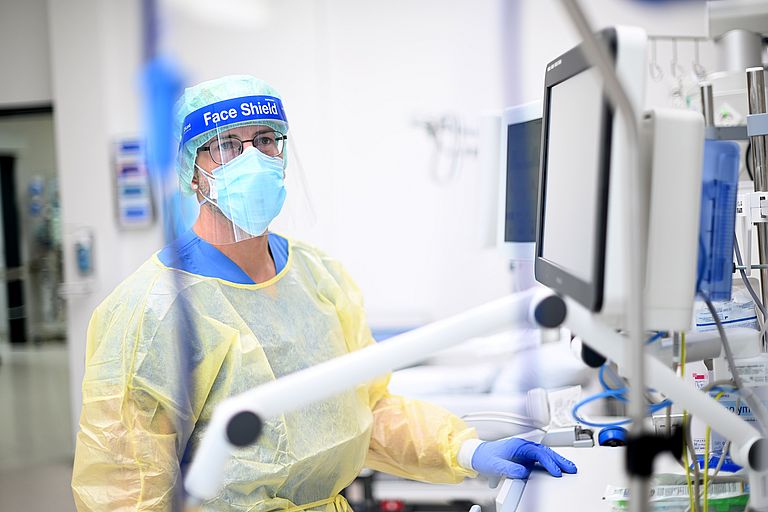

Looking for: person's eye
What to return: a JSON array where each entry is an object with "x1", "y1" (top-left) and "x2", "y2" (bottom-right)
[
  {"x1": 219, "y1": 140, "x2": 238, "y2": 151},
  {"x1": 256, "y1": 136, "x2": 275, "y2": 146}
]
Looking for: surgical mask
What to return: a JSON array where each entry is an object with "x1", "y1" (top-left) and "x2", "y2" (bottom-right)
[{"x1": 196, "y1": 147, "x2": 286, "y2": 237}]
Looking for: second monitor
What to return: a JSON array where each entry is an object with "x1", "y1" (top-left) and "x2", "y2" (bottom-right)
[{"x1": 498, "y1": 101, "x2": 543, "y2": 261}]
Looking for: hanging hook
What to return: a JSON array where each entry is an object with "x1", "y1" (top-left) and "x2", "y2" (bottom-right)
[
  {"x1": 692, "y1": 39, "x2": 707, "y2": 80},
  {"x1": 670, "y1": 39, "x2": 685, "y2": 79},
  {"x1": 649, "y1": 39, "x2": 663, "y2": 82}
]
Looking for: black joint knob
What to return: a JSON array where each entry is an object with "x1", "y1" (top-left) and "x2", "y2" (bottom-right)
[
  {"x1": 626, "y1": 428, "x2": 683, "y2": 478},
  {"x1": 581, "y1": 344, "x2": 606, "y2": 368},
  {"x1": 749, "y1": 438, "x2": 768, "y2": 472},
  {"x1": 226, "y1": 411, "x2": 263, "y2": 447},
  {"x1": 668, "y1": 427, "x2": 684, "y2": 460},
  {"x1": 534, "y1": 295, "x2": 566, "y2": 328}
]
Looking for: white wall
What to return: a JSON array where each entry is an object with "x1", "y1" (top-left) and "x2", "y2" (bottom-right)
[
  {"x1": 0, "y1": 0, "x2": 52, "y2": 106},
  {"x1": 47, "y1": 0, "x2": 164, "y2": 433}
]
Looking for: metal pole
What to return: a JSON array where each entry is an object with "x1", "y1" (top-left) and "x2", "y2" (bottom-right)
[
  {"x1": 557, "y1": 3, "x2": 648, "y2": 512},
  {"x1": 746, "y1": 68, "x2": 768, "y2": 313},
  {"x1": 716, "y1": 30, "x2": 763, "y2": 74},
  {"x1": 736, "y1": 264, "x2": 768, "y2": 270},
  {"x1": 700, "y1": 83, "x2": 715, "y2": 128}
]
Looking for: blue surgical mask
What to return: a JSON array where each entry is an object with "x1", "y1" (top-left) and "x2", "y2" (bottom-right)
[{"x1": 196, "y1": 147, "x2": 286, "y2": 237}]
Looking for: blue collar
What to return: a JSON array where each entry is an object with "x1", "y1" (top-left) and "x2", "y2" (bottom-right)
[{"x1": 158, "y1": 230, "x2": 289, "y2": 285}]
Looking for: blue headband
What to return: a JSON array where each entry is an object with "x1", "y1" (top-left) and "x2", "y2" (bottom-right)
[{"x1": 180, "y1": 95, "x2": 289, "y2": 146}]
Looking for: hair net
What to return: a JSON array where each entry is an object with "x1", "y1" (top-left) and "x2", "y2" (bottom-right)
[{"x1": 174, "y1": 75, "x2": 289, "y2": 195}]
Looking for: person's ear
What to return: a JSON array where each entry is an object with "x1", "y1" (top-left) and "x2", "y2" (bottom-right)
[{"x1": 191, "y1": 169, "x2": 199, "y2": 190}]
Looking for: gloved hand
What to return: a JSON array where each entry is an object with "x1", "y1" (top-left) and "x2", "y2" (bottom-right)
[{"x1": 464, "y1": 438, "x2": 578, "y2": 480}]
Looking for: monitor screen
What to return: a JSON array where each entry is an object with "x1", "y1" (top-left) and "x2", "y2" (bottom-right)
[
  {"x1": 540, "y1": 67, "x2": 604, "y2": 282},
  {"x1": 535, "y1": 27, "x2": 616, "y2": 311},
  {"x1": 504, "y1": 118, "x2": 542, "y2": 244}
]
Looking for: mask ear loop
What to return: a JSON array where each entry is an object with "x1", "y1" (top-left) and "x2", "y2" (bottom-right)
[
  {"x1": 194, "y1": 191, "x2": 208, "y2": 207},
  {"x1": 190, "y1": 182, "x2": 206, "y2": 206},
  {"x1": 193, "y1": 163, "x2": 217, "y2": 207}
]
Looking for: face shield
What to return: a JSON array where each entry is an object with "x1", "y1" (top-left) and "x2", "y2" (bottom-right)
[{"x1": 176, "y1": 94, "x2": 311, "y2": 245}]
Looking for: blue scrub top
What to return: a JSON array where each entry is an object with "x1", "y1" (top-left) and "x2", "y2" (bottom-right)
[{"x1": 158, "y1": 229, "x2": 289, "y2": 285}]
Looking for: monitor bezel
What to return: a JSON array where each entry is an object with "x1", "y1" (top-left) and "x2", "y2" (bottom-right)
[{"x1": 534, "y1": 28, "x2": 617, "y2": 312}]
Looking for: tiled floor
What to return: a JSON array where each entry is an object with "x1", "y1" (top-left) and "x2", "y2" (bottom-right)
[{"x1": 0, "y1": 343, "x2": 76, "y2": 511}]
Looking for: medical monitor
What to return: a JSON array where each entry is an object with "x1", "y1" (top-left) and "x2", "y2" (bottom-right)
[
  {"x1": 535, "y1": 28, "x2": 625, "y2": 313},
  {"x1": 497, "y1": 101, "x2": 543, "y2": 260}
]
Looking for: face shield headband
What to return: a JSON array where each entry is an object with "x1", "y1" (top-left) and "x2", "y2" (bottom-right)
[{"x1": 180, "y1": 95, "x2": 289, "y2": 148}]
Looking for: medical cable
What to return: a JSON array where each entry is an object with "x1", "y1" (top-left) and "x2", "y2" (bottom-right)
[
  {"x1": 702, "y1": 391, "x2": 723, "y2": 512},
  {"x1": 702, "y1": 295, "x2": 748, "y2": 393},
  {"x1": 702, "y1": 295, "x2": 768, "y2": 432},
  {"x1": 689, "y1": 383, "x2": 740, "y2": 486},
  {"x1": 682, "y1": 333, "x2": 702, "y2": 512},
  {"x1": 746, "y1": 141, "x2": 755, "y2": 182},
  {"x1": 702, "y1": 390, "x2": 742, "y2": 512},
  {"x1": 646, "y1": 332, "x2": 664, "y2": 344},
  {"x1": 680, "y1": 333, "x2": 699, "y2": 512},
  {"x1": 683, "y1": 440, "x2": 696, "y2": 510},
  {"x1": 696, "y1": 237, "x2": 707, "y2": 293},
  {"x1": 704, "y1": 390, "x2": 727, "y2": 512},
  {"x1": 759, "y1": 315, "x2": 768, "y2": 344},
  {"x1": 757, "y1": 313, "x2": 768, "y2": 347},
  {"x1": 598, "y1": 333, "x2": 666, "y2": 403},
  {"x1": 734, "y1": 234, "x2": 768, "y2": 350},
  {"x1": 571, "y1": 388, "x2": 672, "y2": 428},
  {"x1": 683, "y1": 383, "x2": 743, "y2": 511},
  {"x1": 733, "y1": 233, "x2": 768, "y2": 320},
  {"x1": 702, "y1": 382, "x2": 741, "y2": 482},
  {"x1": 599, "y1": 364, "x2": 670, "y2": 408},
  {"x1": 599, "y1": 364, "x2": 626, "y2": 395},
  {"x1": 684, "y1": 410, "x2": 703, "y2": 512}
]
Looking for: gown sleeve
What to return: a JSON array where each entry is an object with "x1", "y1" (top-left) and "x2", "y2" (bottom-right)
[
  {"x1": 322, "y1": 256, "x2": 478, "y2": 484},
  {"x1": 72, "y1": 271, "x2": 232, "y2": 510}
]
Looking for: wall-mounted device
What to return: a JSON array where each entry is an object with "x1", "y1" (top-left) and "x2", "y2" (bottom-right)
[{"x1": 113, "y1": 138, "x2": 154, "y2": 229}]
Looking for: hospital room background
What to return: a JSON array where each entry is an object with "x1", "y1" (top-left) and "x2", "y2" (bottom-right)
[{"x1": 0, "y1": 0, "x2": 750, "y2": 510}]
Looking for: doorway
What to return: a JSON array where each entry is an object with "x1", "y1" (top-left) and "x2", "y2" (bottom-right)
[{"x1": 0, "y1": 105, "x2": 65, "y2": 346}]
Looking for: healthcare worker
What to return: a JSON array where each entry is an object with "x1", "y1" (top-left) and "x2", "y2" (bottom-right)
[{"x1": 71, "y1": 75, "x2": 576, "y2": 512}]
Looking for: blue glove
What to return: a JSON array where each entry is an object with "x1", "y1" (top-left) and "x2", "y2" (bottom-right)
[{"x1": 471, "y1": 438, "x2": 578, "y2": 479}]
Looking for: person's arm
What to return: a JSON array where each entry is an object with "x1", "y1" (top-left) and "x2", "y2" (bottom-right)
[
  {"x1": 71, "y1": 293, "x2": 216, "y2": 511},
  {"x1": 322, "y1": 256, "x2": 477, "y2": 484},
  {"x1": 364, "y1": 375, "x2": 479, "y2": 483},
  {"x1": 72, "y1": 384, "x2": 182, "y2": 510},
  {"x1": 322, "y1": 253, "x2": 577, "y2": 483}
]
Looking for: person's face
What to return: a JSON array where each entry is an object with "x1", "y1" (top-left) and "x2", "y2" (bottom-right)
[{"x1": 191, "y1": 124, "x2": 283, "y2": 191}]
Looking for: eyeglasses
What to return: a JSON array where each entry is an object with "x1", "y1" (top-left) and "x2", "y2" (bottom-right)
[{"x1": 198, "y1": 130, "x2": 288, "y2": 164}]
